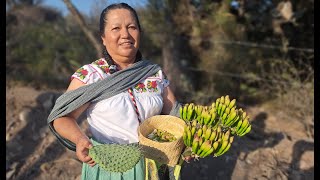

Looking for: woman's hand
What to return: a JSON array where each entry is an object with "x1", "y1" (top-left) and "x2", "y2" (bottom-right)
[{"x1": 76, "y1": 136, "x2": 96, "y2": 167}]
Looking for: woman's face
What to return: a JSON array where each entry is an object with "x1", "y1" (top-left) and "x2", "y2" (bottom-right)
[{"x1": 101, "y1": 9, "x2": 140, "y2": 65}]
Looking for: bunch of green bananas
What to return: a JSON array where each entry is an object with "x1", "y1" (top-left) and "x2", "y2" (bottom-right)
[
  {"x1": 182, "y1": 120, "x2": 235, "y2": 159},
  {"x1": 180, "y1": 95, "x2": 252, "y2": 161}
]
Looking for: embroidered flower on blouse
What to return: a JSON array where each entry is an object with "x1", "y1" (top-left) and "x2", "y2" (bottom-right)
[
  {"x1": 81, "y1": 69, "x2": 88, "y2": 75},
  {"x1": 102, "y1": 66, "x2": 110, "y2": 73},
  {"x1": 75, "y1": 68, "x2": 88, "y2": 80},
  {"x1": 147, "y1": 80, "x2": 158, "y2": 92},
  {"x1": 134, "y1": 83, "x2": 147, "y2": 93},
  {"x1": 97, "y1": 59, "x2": 106, "y2": 65},
  {"x1": 93, "y1": 59, "x2": 111, "y2": 74}
]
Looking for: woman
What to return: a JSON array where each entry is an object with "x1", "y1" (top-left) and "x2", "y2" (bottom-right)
[{"x1": 47, "y1": 3, "x2": 179, "y2": 180}]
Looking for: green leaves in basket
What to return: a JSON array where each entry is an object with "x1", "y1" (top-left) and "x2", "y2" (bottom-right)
[{"x1": 89, "y1": 143, "x2": 142, "y2": 173}]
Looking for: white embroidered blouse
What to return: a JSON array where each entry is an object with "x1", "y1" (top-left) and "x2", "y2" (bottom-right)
[{"x1": 71, "y1": 58, "x2": 169, "y2": 144}]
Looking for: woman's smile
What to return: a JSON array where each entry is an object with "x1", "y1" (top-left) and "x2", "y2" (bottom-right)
[{"x1": 119, "y1": 41, "x2": 134, "y2": 47}]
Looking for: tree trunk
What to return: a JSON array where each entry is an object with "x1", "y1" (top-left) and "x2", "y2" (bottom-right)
[
  {"x1": 161, "y1": 2, "x2": 184, "y2": 97},
  {"x1": 162, "y1": 35, "x2": 183, "y2": 96},
  {"x1": 62, "y1": 0, "x2": 102, "y2": 58}
]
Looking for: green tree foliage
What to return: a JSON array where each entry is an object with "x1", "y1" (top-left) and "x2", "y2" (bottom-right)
[{"x1": 6, "y1": 5, "x2": 96, "y2": 88}]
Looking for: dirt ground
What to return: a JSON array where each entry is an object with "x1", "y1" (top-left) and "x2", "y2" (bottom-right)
[{"x1": 6, "y1": 84, "x2": 314, "y2": 180}]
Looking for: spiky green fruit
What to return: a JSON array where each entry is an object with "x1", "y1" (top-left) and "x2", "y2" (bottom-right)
[{"x1": 89, "y1": 143, "x2": 142, "y2": 173}]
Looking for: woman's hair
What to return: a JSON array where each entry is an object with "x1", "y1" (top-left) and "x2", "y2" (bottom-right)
[{"x1": 100, "y1": 3, "x2": 142, "y2": 74}]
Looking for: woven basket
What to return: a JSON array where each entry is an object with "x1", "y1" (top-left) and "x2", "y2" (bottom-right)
[{"x1": 138, "y1": 115, "x2": 186, "y2": 166}]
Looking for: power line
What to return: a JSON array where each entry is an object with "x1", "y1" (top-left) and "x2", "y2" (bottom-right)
[
  {"x1": 185, "y1": 67, "x2": 309, "y2": 87},
  {"x1": 148, "y1": 31, "x2": 314, "y2": 53},
  {"x1": 210, "y1": 40, "x2": 314, "y2": 53}
]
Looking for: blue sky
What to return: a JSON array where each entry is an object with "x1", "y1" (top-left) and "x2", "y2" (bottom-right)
[{"x1": 42, "y1": 0, "x2": 147, "y2": 16}]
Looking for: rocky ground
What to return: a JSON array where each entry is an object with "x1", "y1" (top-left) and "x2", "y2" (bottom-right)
[{"x1": 6, "y1": 84, "x2": 314, "y2": 180}]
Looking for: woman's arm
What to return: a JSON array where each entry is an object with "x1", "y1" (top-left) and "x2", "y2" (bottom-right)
[
  {"x1": 52, "y1": 78, "x2": 95, "y2": 166},
  {"x1": 161, "y1": 85, "x2": 177, "y2": 115}
]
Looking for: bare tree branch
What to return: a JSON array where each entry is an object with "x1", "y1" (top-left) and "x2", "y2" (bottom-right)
[{"x1": 62, "y1": 0, "x2": 102, "y2": 58}]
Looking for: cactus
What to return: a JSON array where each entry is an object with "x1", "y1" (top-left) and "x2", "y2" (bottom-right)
[{"x1": 89, "y1": 143, "x2": 142, "y2": 173}]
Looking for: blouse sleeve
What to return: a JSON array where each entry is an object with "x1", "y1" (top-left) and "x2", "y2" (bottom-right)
[
  {"x1": 71, "y1": 64, "x2": 104, "y2": 85},
  {"x1": 159, "y1": 70, "x2": 170, "y2": 88}
]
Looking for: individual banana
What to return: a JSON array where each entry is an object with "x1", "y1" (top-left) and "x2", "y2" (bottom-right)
[
  {"x1": 215, "y1": 98, "x2": 220, "y2": 109},
  {"x1": 196, "y1": 105, "x2": 203, "y2": 118},
  {"x1": 235, "y1": 119, "x2": 243, "y2": 134},
  {"x1": 216, "y1": 126, "x2": 222, "y2": 140},
  {"x1": 222, "y1": 129, "x2": 231, "y2": 142},
  {"x1": 191, "y1": 119, "x2": 197, "y2": 127},
  {"x1": 210, "y1": 103, "x2": 216, "y2": 113},
  {"x1": 201, "y1": 125, "x2": 208, "y2": 138},
  {"x1": 207, "y1": 113, "x2": 213, "y2": 125},
  {"x1": 218, "y1": 141, "x2": 232, "y2": 156},
  {"x1": 194, "y1": 105, "x2": 198, "y2": 118},
  {"x1": 241, "y1": 111, "x2": 247, "y2": 120},
  {"x1": 224, "y1": 107, "x2": 231, "y2": 115},
  {"x1": 212, "y1": 141, "x2": 220, "y2": 151},
  {"x1": 182, "y1": 126, "x2": 188, "y2": 146},
  {"x1": 228, "y1": 99, "x2": 236, "y2": 109},
  {"x1": 230, "y1": 116, "x2": 241, "y2": 128},
  {"x1": 240, "y1": 116, "x2": 250, "y2": 133},
  {"x1": 237, "y1": 117, "x2": 249, "y2": 136},
  {"x1": 220, "y1": 96, "x2": 225, "y2": 104},
  {"x1": 197, "y1": 140, "x2": 211, "y2": 156},
  {"x1": 228, "y1": 136, "x2": 234, "y2": 144},
  {"x1": 237, "y1": 108, "x2": 244, "y2": 118},
  {"x1": 198, "y1": 108, "x2": 205, "y2": 124},
  {"x1": 219, "y1": 136, "x2": 234, "y2": 156},
  {"x1": 201, "y1": 110, "x2": 208, "y2": 125},
  {"x1": 230, "y1": 107, "x2": 237, "y2": 114},
  {"x1": 201, "y1": 146, "x2": 215, "y2": 158},
  {"x1": 209, "y1": 106, "x2": 216, "y2": 114},
  {"x1": 224, "y1": 110, "x2": 237, "y2": 127},
  {"x1": 190, "y1": 125, "x2": 197, "y2": 138},
  {"x1": 208, "y1": 112, "x2": 217, "y2": 127},
  {"x1": 239, "y1": 124, "x2": 251, "y2": 137},
  {"x1": 214, "y1": 139, "x2": 229, "y2": 157},
  {"x1": 182, "y1": 104, "x2": 188, "y2": 121},
  {"x1": 199, "y1": 142, "x2": 213, "y2": 158},
  {"x1": 187, "y1": 103, "x2": 195, "y2": 121},
  {"x1": 211, "y1": 102, "x2": 215, "y2": 109},
  {"x1": 217, "y1": 103, "x2": 222, "y2": 116},
  {"x1": 179, "y1": 106, "x2": 183, "y2": 119},
  {"x1": 224, "y1": 95, "x2": 230, "y2": 107},
  {"x1": 209, "y1": 129, "x2": 217, "y2": 141},
  {"x1": 186, "y1": 126, "x2": 192, "y2": 147},
  {"x1": 191, "y1": 134, "x2": 200, "y2": 154},
  {"x1": 204, "y1": 127, "x2": 212, "y2": 140},
  {"x1": 220, "y1": 104, "x2": 227, "y2": 116},
  {"x1": 196, "y1": 128, "x2": 203, "y2": 138},
  {"x1": 221, "y1": 112, "x2": 228, "y2": 124},
  {"x1": 197, "y1": 137, "x2": 204, "y2": 154}
]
